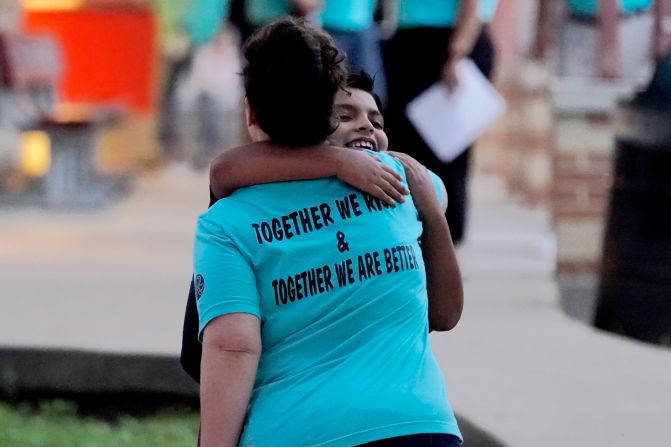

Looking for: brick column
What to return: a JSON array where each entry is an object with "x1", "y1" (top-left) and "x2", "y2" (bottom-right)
[
  {"x1": 514, "y1": 64, "x2": 553, "y2": 207},
  {"x1": 477, "y1": 63, "x2": 553, "y2": 208},
  {"x1": 474, "y1": 0, "x2": 560, "y2": 208},
  {"x1": 551, "y1": 0, "x2": 657, "y2": 321},
  {"x1": 551, "y1": 80, "x2": 638, "y2": 321}
]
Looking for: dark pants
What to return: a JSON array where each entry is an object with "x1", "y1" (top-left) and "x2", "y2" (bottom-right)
[
  {"x1": 357, "y1": 433, "x2": 462, "y2": 447},
  {"x1": 158, "y1": 53, "x2": 193, "y2": 160},
  {"x1": 385, "y1": 27, "x2": 496, "y2": 244}
]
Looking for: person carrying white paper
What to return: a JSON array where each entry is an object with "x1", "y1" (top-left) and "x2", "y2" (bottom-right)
[
  {"x1": 385, "y1": 0, "x2": 499, "y2": 244},
  {"x1": 405, "y1": 59, "x2": 505, "y2": 165}
]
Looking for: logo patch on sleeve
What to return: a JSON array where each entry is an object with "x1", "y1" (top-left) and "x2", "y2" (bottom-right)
[{"x1": 195, "y1": 274, "x2": 205, "y2": 300}]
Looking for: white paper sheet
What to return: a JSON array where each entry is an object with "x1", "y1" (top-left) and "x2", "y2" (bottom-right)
[{"x1": 405, "y1": 58, "x2": 506, "y2": 163}]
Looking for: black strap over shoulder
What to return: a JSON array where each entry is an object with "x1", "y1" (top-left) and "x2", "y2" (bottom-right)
[
  {"x1": 180, "y1": 188, "x2": 218, "y2": 383},
  {"x1": 180, "y1": 279, "x2": 202, "y2": 382}
]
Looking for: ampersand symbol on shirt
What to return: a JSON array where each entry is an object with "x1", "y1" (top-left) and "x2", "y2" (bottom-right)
[{"x1": 336, "y1": 231, "x2": 349, "y2": 253}]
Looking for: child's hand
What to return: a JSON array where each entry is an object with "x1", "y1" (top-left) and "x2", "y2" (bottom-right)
[
  {"x1": 388, "y1": 151, "x2": 445, "y2": 219},
  {"x1": 335, "y1": 149, "x2": 409, "y2": 206}
]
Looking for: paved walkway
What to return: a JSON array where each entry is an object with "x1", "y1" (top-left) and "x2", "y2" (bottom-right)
[
  {"x1": 1, "y1": 167, "x2": 670, "y2": 446},
  {"x1": 0, "y1": 164, "x2": 209, "y2": 355},
  {"x1": 433, "y1": 176, "x2": 671, "y2": 447}
]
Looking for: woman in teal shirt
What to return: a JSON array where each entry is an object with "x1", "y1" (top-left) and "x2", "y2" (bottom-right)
[
  {"x1": 240, "y1": 0, "x2": 322, "y2": 41},
  {"x1": 196, "y1": 18, "x2": 464, "y2": 447},
  {"x1": 565, "y1": 0, "x2": 652, "y2": 18},
  {"x1": 385, "y1": 0, "x2": 498, "y2": 245}
]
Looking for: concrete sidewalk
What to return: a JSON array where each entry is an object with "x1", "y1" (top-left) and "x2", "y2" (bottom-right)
[
  {"x1": 0, "y1": 165, "x2": 209, "y2": 355},
  {"x1": 1, "y1": 167, "x2": 670, "y2": 446},
  {"x1": 433, "y1": 176, "x2": 671, "y2": 447}
]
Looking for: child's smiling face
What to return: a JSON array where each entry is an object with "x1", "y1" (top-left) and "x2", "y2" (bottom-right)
[{"x1": 329, "y1": 88, "x2": 388, "y2": 152}]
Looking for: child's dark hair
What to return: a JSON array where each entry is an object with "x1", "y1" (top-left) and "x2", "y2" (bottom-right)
[
  {"x1": 243, "y1": 17, "x2": 346, "y2": 146},
  {"x1": 346, "y1": 71, "x2": 383, "y2": 112}
]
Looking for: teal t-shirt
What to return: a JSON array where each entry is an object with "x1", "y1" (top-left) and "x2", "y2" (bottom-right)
[
  {"x1": 565, "y1": 0, "x2": 652, "y2": 16},
  {"x1": 182, "y1": 0, "x2": 229, "y2": 47},
  {"x1": 321, "y1": 0, "x2": 376, "y2": 32},
  {"x1": 194, "y1": 152, "x2": 459, "y2": 447},
  {"x1": 246, "y1": 0, "x2": 291, "y2": 26},
  {"x1": 398, "y1": 0, "x2": 499, "y2": 28}
]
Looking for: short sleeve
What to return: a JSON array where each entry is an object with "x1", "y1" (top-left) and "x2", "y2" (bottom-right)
[
  {"x1": 428, "y1": 170, "x2": 448, "y2": 209},
  {"x1": 194, "y1": 213, "x2": 261, "y2": 342}
]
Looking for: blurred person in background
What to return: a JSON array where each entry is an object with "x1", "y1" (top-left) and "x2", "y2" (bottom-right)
[
  {"x1": 321, "y1": 0, "x2": 388, "y2": 105},
  {"x1": 156, "y1": 0, "x2": 230, "y2": 165},
  {"x1": 241, "y1": 0, "x2": 323, "y2": 41},
  {"x1": 176, "y1": 26, "x2": 242, "y2": 169},
  {"x1": 560, "y1": 0, "x2": 654, "y2": 79},
  {"x1": 564, "y1": 0, "x2": 652, "y2": 18},
  {"x1": 385, "y1": 0, "x2": 498, "y2": 245},
  {"x1": 194, "y1": 17, "x2": 463, "y2": 446}
]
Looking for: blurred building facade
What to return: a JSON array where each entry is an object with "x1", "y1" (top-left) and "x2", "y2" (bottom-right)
[
  {"x1": 479, "y1": 0, "x2": 670, "y2": 326},
  {"x1": 0, "y1": 0, "x2": 158, "y2": 205},
  {"x1": 551, "y1": 0, "x2": 668, "y2": 324},
  {"x1": 2, "y1": 0, "x2": 669, "y2": 324},
  {"x1": 22, "y1": 0, "x2": 159, "y2": 172}
]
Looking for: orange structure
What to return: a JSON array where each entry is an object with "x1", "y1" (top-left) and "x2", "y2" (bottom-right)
[
  {"x1": 23, "y1": 3, "x2": 157, "y2": 114},
  {"x1": 18, "y1": 0, "x2": 159, "y2": 171}
]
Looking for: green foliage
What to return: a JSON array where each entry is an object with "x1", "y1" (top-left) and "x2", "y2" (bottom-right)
[{"x1": 0, "y1": 401, "x2": 198, "y2": 447}]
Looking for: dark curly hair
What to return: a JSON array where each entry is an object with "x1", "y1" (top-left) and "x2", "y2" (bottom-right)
[
  {"x1": 346, "y1": 71, "x2": 383, "y2": 113},
  {"x1": 243, "y1": 17, "x2": 347, "y2": 146}
]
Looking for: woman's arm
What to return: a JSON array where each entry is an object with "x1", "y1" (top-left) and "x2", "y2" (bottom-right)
[
  {"x1": 210, "y1": 142, "x2": 408, "y2": 205},
  {"x1": 443, "y1": 0, "x2": 481, "y2": 90},
  {"x1": 421, "y1": 206, "x2": 463, "y2": 331},
  {"x1": 389, "y1": 152, "x2": 464, "y2": 331},
  {"x1": 200, "y1": 313, "x2": 261, "y2": 447}
]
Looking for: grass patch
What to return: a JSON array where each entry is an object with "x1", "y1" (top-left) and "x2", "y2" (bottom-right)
[{"x1": 0, "y1": 400, "x2": 199, "y2": 447}]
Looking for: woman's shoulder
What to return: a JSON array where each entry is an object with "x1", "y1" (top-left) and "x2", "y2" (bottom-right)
[{"x1": 375, "y1": 151, "x2": 405, "y2": 175}]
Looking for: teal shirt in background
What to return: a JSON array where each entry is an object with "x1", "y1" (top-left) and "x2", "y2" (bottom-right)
[
  {"x1": 246, "y1": 0, "x2": 290, "y2": 26},
  {"x1": 182, "y1": 0, "x2": 229, "y2": 47},
  {"x1": 479, "y1": 0, "x2": 498, "y2": 22},
  {"x1": 321, "y1": 0, "x2": 376, "y2": 32},
  {"x1": 565, "y1": 0, "x2": 653, "y2": 16},
  {"x1": 398, "y1": 0, "x2": 499, "y2": 28},
  {"x1": 156, "y1": 0, "x2": 191, "y2": 47},
  {"x1": 194, "y1": 152, "x2": 459, "y2": 447}
]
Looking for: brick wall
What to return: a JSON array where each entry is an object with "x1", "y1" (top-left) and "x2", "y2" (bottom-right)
[
  {"x1": 476, "y1": 61, "x2": 553, "y2": 208},
  {"x1": 553, "y1": 128, "x2": 614, "y2": 276},
  {"x1": 550, "y1": 80, "x2": 638, "y2": 321},
  {"x1": 475, "y1": 0, "x2": 554, "y2": 206}
]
